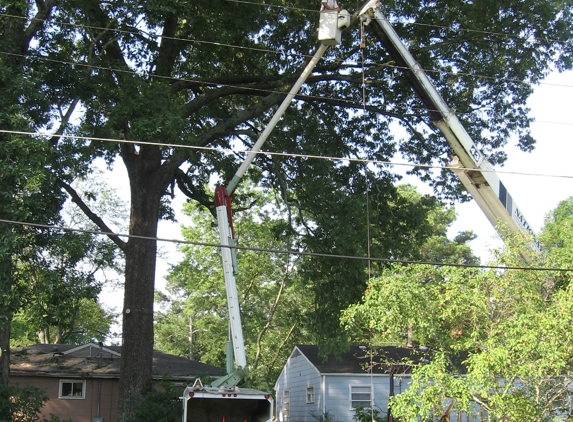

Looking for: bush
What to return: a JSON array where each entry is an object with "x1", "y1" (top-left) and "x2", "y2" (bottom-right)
[
  {"x1": 352, "y1": 404, "x2": 387, "y2": 422},
  {"x1": 311, "y1": 411, "x2": 339, "y2": 422},
  {"x1": 123, "y1": 379, "x2": 183, "y2": 422},
  {"x1": 0, "y1": 384, "x2": 71, "y2": 422}
]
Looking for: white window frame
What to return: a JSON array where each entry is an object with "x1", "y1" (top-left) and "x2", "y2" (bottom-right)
[
  {"x1": 306, "y1": 385, "x2": 315, "y2": 404},
  {"x1": 349, "y1": 385, "x2": 371, "y2": 409},
  {"x1": 283, "y1": 389, "x2": 290, "y2": 418},
  {"x1": 58, "y1": 379, "x2": 86, "y2": 399}
]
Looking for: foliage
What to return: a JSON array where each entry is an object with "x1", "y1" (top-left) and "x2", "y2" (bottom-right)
[
  {"x1": 123, "y1": 380, "x2": 182, "y2": 422},
  {"x1": 0, "y1": 383, "x2": 72, "y2": 422},
  {"x1": 8, "y1": 172, "x2": 126, "y2": 345},
  {"x1": 156, "y1": 190, "x2": 313, "y2": 387},
  {"x1": 311, "y1": 411, "x2": 340, "y2": 422},
  {"x1": 342, "y1": 226, "x2": 573, "y2": 421},
  {"x1": 540, "y1": 196, "x2": 573, "y2": 290},
  {"x1": 5, "y1": 0, "x2": 573, "y2": 416},
  {"x1": 11, "y1": 298, "x2": 118, "y2": 347},
  {"x1": 353, "y1": 404, "x2": 387, "y2": 422}
]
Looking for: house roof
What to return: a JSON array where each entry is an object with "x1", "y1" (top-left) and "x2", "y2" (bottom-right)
[
  {"x1": 294, "y1": 344, "x2": 431, "y2": 375},
  {"x1": 10, "y1": 343, "x2": 223, "y2": 381}
]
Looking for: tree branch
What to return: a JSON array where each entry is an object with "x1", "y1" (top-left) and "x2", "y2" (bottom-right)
[{"x1": 60, "y1": 180, "x2": 127, "y2": 252}]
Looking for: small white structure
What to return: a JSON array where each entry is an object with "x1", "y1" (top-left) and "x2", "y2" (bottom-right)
[
  {"x1": 274, "y1": 345, "x2": 413, "y2": 422},
  {"x1": 318, "y1": 9, "x2": 351, "y2": 45}
]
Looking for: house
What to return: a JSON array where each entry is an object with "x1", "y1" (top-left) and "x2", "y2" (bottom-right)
[
  {"x1": 273, "y1": 345, "x2": 421, "y2": 422},
  {"x1": 9, "y1": 343, "x2": 223, "y2": 422}
]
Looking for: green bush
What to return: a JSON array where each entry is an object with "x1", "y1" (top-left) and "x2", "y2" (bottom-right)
[
  {"x1": 352, "y1": 404, "x2": 387, "y2": 422},
  {"x1": 123, "y1": 379, "x2": 183, "y2": 422},
  {"x1": 0, "y1": 384, "x2": 71, "y2": 422},
  {"x1": 310, "y1": 411, "x2": 339, "y2": 422}
]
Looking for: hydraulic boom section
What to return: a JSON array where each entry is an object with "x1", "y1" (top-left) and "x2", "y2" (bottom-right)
[
  {"x1": 358, "y1": 0, "x2": 539, "y2": 250},
  {"x1": 182, "y1": 21, "x2": 339, "y2": 421}
]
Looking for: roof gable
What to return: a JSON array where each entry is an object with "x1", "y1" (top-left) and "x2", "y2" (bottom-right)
[{"x1": 61, "y1": 343, "x2": 121, "y2": 358}]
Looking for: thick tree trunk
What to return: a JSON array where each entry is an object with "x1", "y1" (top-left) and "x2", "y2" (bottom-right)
[
  {"x1": 118, "y1": 145, "x2": 166, "y2": 421},
  {"x1": 0, "y1": 241, "x2": 12, "y2": 388}
]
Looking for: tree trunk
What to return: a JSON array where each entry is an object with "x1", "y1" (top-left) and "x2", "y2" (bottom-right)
[
  {"x1": 37, "y1": 328, "x2": 50, "y2": 344},
  {"x1": 118, "y1": 145, "x2": 167, "y2": 421},
  {"x1": 0, "y1": 238, "x2": 12, "y2": 388}
]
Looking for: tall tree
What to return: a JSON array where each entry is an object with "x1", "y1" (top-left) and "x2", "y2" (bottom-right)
[
  {"x1": 540, "y1": 196, "x2": 573, "y2": 290},
  {"x1": 0, "y1": 0, "x2": 61, "y2": 390},
  {"x1": 157, "y1": 185, "x2": 476, "y2": 386},
  {"x1": 4, "y1": 0, "x2": 572, "y2": 417}
]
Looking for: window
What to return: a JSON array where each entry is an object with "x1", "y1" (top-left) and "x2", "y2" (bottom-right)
[
  {"x1": 350, "y1": 385, "x2": 371, "y2": 408},
  {"x1": 306, "y1": 386, "x2": 315, "y2": 403},
  {"x1": 283, "y1": 390, "x2": 290, "y2": 418},
  {"x1": 59, "y1": 380, "x2": 86, "y2": 399}
]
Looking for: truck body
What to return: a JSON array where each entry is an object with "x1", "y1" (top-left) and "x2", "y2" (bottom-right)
[{"x1": 182, "y1": 380, "x2": 273, "y2": 422}]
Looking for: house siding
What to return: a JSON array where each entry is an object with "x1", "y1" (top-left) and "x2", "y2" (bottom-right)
[
  {"x1": 10, "y1": 375, "x2": 119, "y2": 422},
  {"x1": 275, "y1": 346, "x2": 481, "y2": 422},
  {"x1": 322, "y1": 374, "x2": 411, "y2": 422},
  {"x1": 275, "y1": 350, "x2": 322, "y2": 422}
]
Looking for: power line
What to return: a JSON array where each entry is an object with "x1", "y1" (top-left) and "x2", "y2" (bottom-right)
[
  {"x1": 0, "y1": 13, "x2": 317, "y2": 62},
  {"x1": 2, "y1": 48, "x2": 573, "y2": 124},
  {"x1": 222, "y1": 0, "x2": 571, "y2": 45},
  {"x1": 2, "y1": 128, "x2": 572, "y2": 181},
  {"x1": 223, "y1": 0, "x2": 319, "y2": 13},
  {"x1": 4, "y1": 3, "x2": 569, "y2": 47},
  {"x1": 534, "y1": 120, "x2": 573, "y2": 127},
  {"x1": 1, "y1": 14, "x2": 572, "y2": 91},
  {"x1": 0, "y1": 50, "x2": 364, "y2": 108},
  {"x1": 1, "y1": 218, "x2": 570, "y2": 273}
]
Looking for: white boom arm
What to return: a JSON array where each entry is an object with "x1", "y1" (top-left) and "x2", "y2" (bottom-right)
[
  {"x1": 214, "y1": 44, "x2": 330, "y2": 379},
  {"x1": 359, "y1": 0, "x2": 539, "y2": 250}
]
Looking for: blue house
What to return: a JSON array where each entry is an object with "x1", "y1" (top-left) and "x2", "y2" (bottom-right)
[{"x1": 273, "y1": 345, "x2": 416, "y2": 422}]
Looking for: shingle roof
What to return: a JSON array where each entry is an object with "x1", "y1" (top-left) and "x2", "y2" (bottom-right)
[
  {"x1": 10, "y1": 343, "x2": 223, "y2": 380},
  {"x1": 294, "y1": 344, "x2": 430, "y2": 374}
]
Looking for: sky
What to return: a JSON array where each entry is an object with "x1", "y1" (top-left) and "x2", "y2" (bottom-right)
[
  {"x1": 443, "y1": 69, "x2": 573, "y2": 261},
  {"x1": 99, "y1": 68, "x2": 573, "y2": 334}
]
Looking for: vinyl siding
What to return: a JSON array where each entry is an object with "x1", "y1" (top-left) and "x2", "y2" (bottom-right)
[
  {"x1": 323, "y1": 374, "x2": 411, "y2": 421},
  {"x1": 275, "y1": 349, "x2": 322, "y2": 422}
]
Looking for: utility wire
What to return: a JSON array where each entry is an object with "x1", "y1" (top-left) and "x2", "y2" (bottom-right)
[
  {"x1": 223, "y1": 0, "x2": 571, "y2": 45},
  {"x1": 1, "y1": 14, "x2": 572, "y2": 90},
  {"x1": 4, "y1": 4, "x2": 569, "y2": 46},
  {"x1": 0, "y1": 13, "x2": 317, "y2": 62},
  {"x1": 1, "y1": 218, "x2": 571, "y2": 273},
  {"x1": 0, "y1": 50, "x2": 367, "y2": 108},
  {"x1": 2, "y1": 129, "x2": 572, "y2": 181},
  {"x1": 2, "y1": 49, "x2": 573, "y2": 124}
]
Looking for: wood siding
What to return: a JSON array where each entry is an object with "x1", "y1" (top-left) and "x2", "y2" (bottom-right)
[{"x1": 10, "y1": 375, "x2": 119, "y2": 422}]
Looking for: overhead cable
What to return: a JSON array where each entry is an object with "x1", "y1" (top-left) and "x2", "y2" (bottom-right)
[
  {"x1": 1, "y1": 218, "x2": 571, "y2": 273},
  {"x1": 1, "y1": 128, "x2": 572, "y2": 180},
  {"x1": 0, "y1": 15, "x2": 571, "y2": 90},
  {"x1": 1, "y1": 49, "x2": 573, "y2": 122}
]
